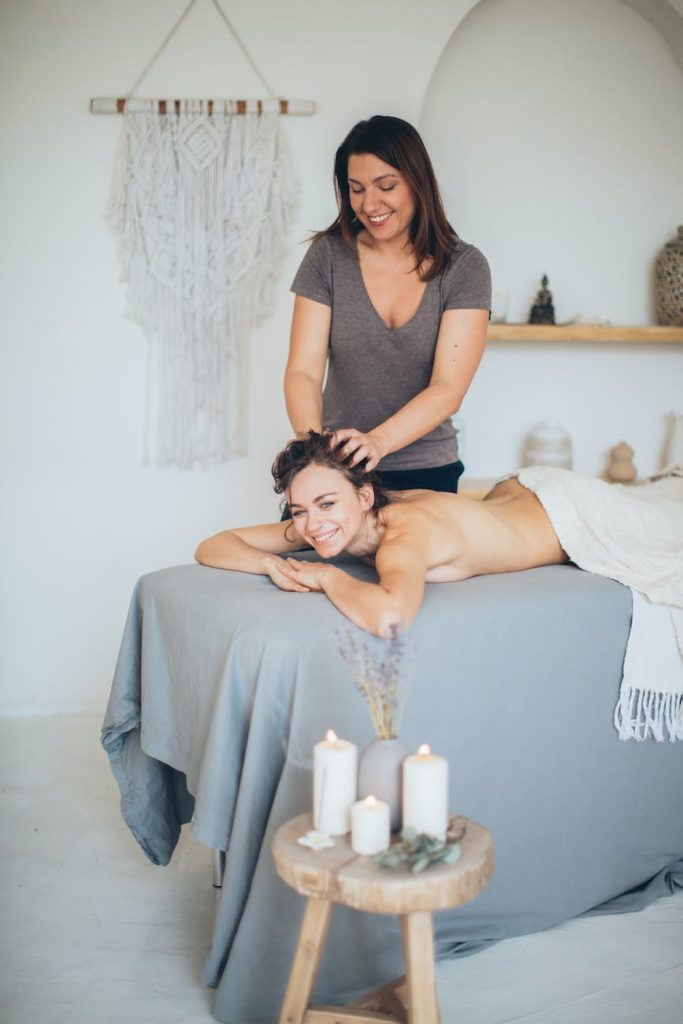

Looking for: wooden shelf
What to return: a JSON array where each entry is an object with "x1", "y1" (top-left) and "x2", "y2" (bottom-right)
[{"x1": 487, "y1": 323, "x2": 683, "y2": 344}]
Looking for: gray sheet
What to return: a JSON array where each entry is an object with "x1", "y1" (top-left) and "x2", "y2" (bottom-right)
[{"x1": 102, "y1": 560, "x2": 683, "y2": 1024}]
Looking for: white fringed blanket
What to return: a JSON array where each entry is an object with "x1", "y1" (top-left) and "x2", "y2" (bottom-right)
[{"x1": 516, "y1": 465, "x2": 683, "y2": 741}]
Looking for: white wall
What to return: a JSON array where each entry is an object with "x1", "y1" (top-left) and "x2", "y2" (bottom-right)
[
  {"x1": 0, "y1": 0, "x2": 469, "y2": 714},
  {"x1": 421, "y1": 0, "x2": 683, "y2": 476},
  {"x1": 1, "y1": 0, "x2": 681, "y2": 714}
]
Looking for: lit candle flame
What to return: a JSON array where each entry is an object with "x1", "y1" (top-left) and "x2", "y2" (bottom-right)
[
  {"x1": 326, "y1": 729, "x2": 338, "y2": 743},
  {"x1": 365, "y1": 795, "x2": 377, "y2": 806},
  {"x1": 417, "y1": 744, "x2": 432, "y2": 756}
]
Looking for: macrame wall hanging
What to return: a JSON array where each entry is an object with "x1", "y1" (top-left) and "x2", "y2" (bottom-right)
[{"x1": 92, "y1": 0, "x2": 314, "y2": 466}]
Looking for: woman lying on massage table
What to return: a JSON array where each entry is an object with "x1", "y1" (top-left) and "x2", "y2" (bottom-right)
[{"x1": 195, "y1": 431, "x2": 570, "y2": 636}]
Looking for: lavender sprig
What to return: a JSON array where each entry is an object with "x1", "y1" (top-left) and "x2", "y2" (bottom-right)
[{"x1": 336, "y1": 625, "x2": 413, "y2": 739}]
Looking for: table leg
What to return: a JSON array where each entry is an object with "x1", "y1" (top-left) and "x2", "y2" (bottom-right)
[
  {"x1": 279, "y1": 896, "x2": 334, "y2": 1024},
  {"x1": 400, "y1": 912, "x2": 441, "y2": 1024},
  {"x1": 212, "y1": 849, "x2": 225, "y2": 888}
]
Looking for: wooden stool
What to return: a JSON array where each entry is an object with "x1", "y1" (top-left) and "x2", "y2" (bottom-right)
[{"x1": 272, "y1": 813, "x2": 494, "y2": 1024}]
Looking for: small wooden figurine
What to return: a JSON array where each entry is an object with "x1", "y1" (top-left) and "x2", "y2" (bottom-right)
[{"x1": 605, "y1": 442, "x2": 637, "y2": 483}]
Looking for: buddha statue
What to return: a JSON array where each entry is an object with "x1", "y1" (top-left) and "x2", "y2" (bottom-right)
[{"x1": 528, "y1": 274, "x2": 556, "y2": 325}]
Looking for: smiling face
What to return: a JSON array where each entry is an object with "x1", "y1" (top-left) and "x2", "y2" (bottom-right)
[
  {"x1": 347, "y1": 152, "x2": 416, "y2": 246},
  {"x1": 288, "y1": 464, "x2": 373, "y2": 557}
]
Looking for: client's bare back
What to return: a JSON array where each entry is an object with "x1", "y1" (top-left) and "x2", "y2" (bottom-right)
[{"x1": 384, "y1": 479, "x2": 567, "y2": 583}]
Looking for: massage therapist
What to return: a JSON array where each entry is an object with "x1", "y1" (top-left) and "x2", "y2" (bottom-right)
[{"x1": 284, "y1": 115, "x2": 491, "y2": 494}]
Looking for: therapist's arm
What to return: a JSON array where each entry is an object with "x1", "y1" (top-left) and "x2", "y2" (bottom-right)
[
  {"x1": 284, "y1": 296, "x2": 331, "y2": 437},
  {"x1": 335, "y1": 308, "x2": 488, "y2": 468}
]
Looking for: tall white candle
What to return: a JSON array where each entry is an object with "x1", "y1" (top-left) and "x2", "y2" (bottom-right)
[
  {"x1": 402, "y1": 744, "x2": 449, "y2": 840},
  {"x1": 313, "y1": 729, "x2": 357, "y2": 835},
  {"x1": 351, "y1": 795, "x2": 390, "y2": 855}
]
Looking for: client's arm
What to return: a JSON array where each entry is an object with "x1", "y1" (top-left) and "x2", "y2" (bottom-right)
[
  {"x1": 195, "y1": 523, "x2": 312, "y2": 593},
  {"x1": 282, "y1": 528, "x2": 428, "y2": 636}
]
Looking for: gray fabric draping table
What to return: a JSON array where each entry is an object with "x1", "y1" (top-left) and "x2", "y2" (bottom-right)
[{"x1": 102, "y1": 560, "x2": 683, "y2": 1024}]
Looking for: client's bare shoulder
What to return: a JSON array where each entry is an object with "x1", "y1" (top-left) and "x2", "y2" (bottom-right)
[{"x1": 379, "y1": 490, "x2": 484, "y2": 580}]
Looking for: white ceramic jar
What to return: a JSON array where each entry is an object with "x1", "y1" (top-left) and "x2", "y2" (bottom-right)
[{"x1": 522, "y1": 419, "x2": 573, "y2": 470}]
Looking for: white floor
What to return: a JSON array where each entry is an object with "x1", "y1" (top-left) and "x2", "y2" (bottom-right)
[{"x1": 1, "y1": 716, "x2": 682, "y2": 1024}]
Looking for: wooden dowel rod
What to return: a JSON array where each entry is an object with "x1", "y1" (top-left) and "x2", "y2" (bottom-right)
[{"x1": 90, "y1": 97, "x2": 315, "y2": 115}]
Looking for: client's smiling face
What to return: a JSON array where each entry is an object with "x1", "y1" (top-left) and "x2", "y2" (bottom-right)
[{"x1": 288, "y1": 464, "x2": 372, "y2": 558}]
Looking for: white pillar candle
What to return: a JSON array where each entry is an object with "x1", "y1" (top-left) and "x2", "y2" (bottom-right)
[
  {"x1": 402, "y1": 744, "x2": 449, "y2": 840},
  {"x1": 313, "y1": 729, "x2": 357, "y2": 835},
  {"x1": 351, "y1": 795, "x2": 390, "y2": 856}
]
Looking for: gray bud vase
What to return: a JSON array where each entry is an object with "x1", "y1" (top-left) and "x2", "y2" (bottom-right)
[{"x1": 358, "y1": 737, "x2": 409, "y2": 832}]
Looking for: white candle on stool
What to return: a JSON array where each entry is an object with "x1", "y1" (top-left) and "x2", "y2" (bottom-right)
[
  {"x1": 402, "y1": 744, "x2": 449, "y2": 840},
  {"x1": 351, "y1": 795, "x2": 390, "y2": 855},
  {"x1": 313, "y1": 729, "x2": 357, "y2": 835}
]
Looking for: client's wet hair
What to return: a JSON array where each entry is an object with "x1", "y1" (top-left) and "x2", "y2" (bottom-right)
[{"x1": 272, "y1": 431, "x2": 391, "y2": 513}]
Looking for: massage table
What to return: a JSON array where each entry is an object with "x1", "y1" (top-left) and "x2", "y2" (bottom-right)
[{"x1": 102, "y1": 558, "x2": 683, "y2": 1023}]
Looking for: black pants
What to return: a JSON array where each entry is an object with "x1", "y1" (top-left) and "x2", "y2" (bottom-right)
[{"x1": 375, "y1": 460, "x2": 464, "y2": 494}]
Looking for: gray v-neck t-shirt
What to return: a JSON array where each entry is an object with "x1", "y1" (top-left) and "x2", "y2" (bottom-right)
[{"x1": 290, "y1": 233, "x2": 491, "y2": 470}]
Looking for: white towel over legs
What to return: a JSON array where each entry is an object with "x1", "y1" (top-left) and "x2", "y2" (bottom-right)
[{"x1": 515, "y1": 465, "x2": 683, "y2": 741}]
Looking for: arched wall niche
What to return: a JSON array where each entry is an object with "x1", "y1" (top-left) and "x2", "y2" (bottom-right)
[
  {"x1": 416, "y1": 0, "x2": 683, "y2": 479},
  {"x1": 420, "y1": 0, "x2": 683, "y2": 324},
  {"x1": 621, "y1": 0, "x2": 683, "y2": 70},
  {"x1": 423, "y1": 0, "x2": 683, "y2": 89}
]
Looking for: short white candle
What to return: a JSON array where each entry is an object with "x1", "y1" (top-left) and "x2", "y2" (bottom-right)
[
  {"x1": 313, "y1": 729, "x2": 357, "y2": 835},
  {"x1": 351, "y1": 795, "x2": 390, "y2": 855},
  {"x1": 402, "y1": 744, "x2": 449, "y2": 840}
]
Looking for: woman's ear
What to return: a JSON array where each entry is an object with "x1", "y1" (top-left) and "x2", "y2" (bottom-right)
[{"x1": 358, "y1": 483, "x2": 374, "y2": 511}]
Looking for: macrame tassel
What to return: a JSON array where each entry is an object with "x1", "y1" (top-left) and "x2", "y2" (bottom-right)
[{"x1": 107, "y1": 101, "x2": 298, "y2": 466}]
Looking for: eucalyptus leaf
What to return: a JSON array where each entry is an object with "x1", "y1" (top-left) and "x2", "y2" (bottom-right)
[
  {"x1": 442, "y1": 845, "x2": 461, "y2": 863},
  {"x1": 373, "y1": 826, "x2": 462, "y2": 873},
  {"x1": 424, "y1": 837, "x2": 444, "y2": 854}
]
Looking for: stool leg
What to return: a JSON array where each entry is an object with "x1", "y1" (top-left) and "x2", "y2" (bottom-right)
[
  {"x1": 279, "y1": 896, "x2": 333, "y2": 1024},
  {"x1": 400, "y1": 912, "x2": 441, "y2": 1024}
]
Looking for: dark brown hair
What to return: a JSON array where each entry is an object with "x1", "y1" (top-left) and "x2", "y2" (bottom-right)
[
  {"x1": 312, "y1": 115, "x2": 456, "y2": 281},
  {"x1": 272, "y1": 431, "x2": 391, "y2": 513}
]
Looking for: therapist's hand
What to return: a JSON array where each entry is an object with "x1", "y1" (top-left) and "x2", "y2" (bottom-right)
[{"x1": 332, "y1": 428, "x2": 386, "y2": 472}]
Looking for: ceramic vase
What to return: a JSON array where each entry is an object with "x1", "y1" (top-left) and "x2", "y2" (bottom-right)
[
  {"x1": 655, "y1": 227, "x2": 683, "y2": 326},
  {"x1": 357, "y1": 737, "x2": 408, "y2": 833},
  {"x1": 605, "y1": 441, "x2": 637, "y2": 483},
  {"x1": 522, "y1": 419, "x2": 573, "y2": 470}
]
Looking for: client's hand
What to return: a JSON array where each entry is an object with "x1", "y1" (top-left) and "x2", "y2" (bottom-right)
[
  {"x1": 262, "y1": 556, "x2": 310, "y2": 593},
  {"x1": 282, "y1": 558, "x2": 331, "y2": 592},
  {"x1": 331, "y1": 428, "x2": 385, "y2": 472}
]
